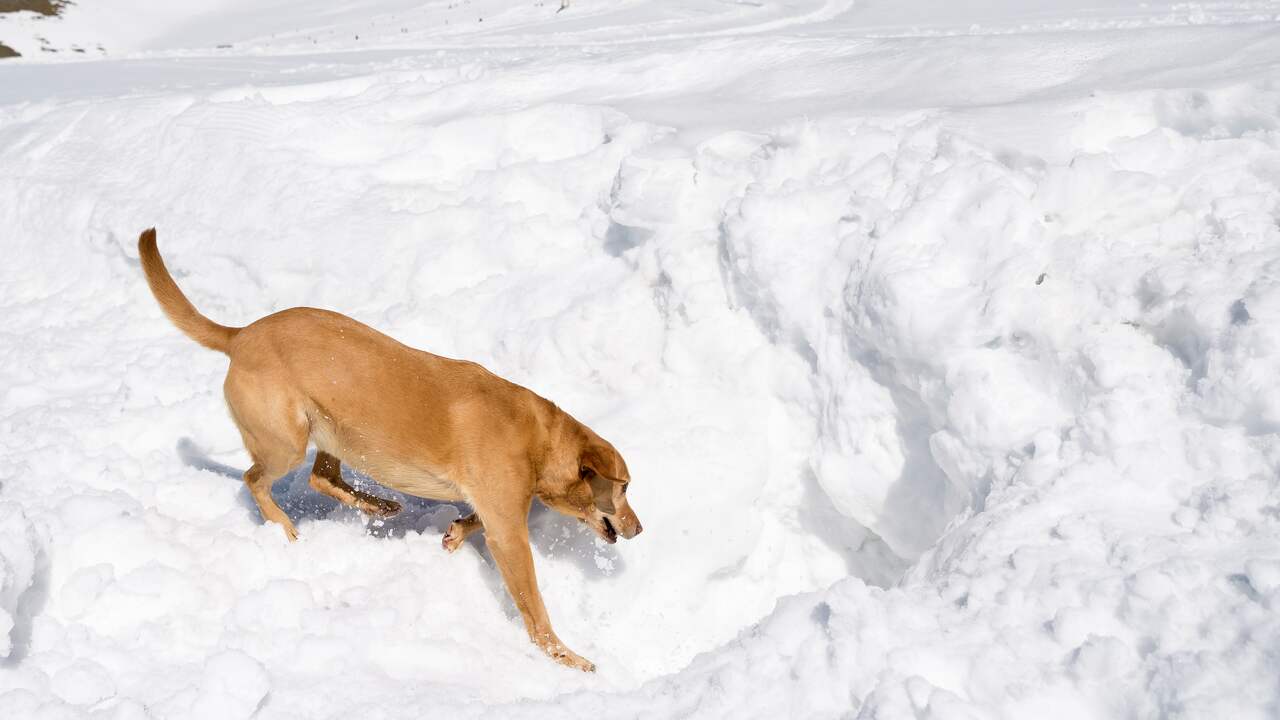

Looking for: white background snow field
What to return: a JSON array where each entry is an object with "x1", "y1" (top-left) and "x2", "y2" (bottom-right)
[{"x1": 2, "y1": 1, "x2": 1280, "y2": 718}]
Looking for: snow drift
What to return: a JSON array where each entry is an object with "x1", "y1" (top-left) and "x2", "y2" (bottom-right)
[{"x1": 2, "y1": 1, "x2": 1279, "y2": 718}]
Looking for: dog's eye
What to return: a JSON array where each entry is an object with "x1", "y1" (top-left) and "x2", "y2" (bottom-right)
[{"x1": 579, "y1": 465, "x2": 594, "y2": 480}]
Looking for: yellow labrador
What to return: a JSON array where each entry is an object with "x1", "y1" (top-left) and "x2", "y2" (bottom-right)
[{"x1": 138, "y1": 228, "x2": 642, "y2": 671}]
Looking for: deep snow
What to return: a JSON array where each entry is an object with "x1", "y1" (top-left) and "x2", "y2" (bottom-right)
[{"x1": 2, "y1": 1, "x2": 1280, "y2": 718}]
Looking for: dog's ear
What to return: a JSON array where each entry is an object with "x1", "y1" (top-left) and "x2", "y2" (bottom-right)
[
  {"x1": 588, "y1": 473, "x2": 614, "y2": 513},
  {"x1": 579, "y1": 446, "x2": 616, "y2": 513}
]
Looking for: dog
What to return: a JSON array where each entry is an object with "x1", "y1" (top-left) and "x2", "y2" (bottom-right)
[{"x1": 138, "y1": 228, "x2": 641, "y2": 672}]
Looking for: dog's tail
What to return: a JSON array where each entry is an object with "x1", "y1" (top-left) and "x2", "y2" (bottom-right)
[{"x1": 138, "y1": 228, "x2": 239, "y2": 354}]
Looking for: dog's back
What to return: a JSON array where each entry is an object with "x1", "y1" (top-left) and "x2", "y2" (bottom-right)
[{"x1": 228, "y1": 306, "x2": 539, "y2": 501}]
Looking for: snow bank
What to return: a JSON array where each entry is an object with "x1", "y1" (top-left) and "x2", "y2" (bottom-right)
[{"x1": 2, "y1": 1, "x2": 1280, "y2": 717}]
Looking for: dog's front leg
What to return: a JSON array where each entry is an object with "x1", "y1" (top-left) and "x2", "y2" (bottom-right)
[{"x1": 479, "y1": 498, "x2": 595, "y2": 672}]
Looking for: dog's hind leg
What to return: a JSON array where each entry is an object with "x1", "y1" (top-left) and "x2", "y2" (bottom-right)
[
  {"x1": 225, "y1": 371, "x2": 309, "y2": 541},
  {"x1": 243, "y1": 461, "x2": 300, "y2": 541},
  {"x1": 308, "y1": 451, "x2": 401, "y2": 517},
  {"x1": 442, "y1": 513, "x2": 482, "y2": 552},
  {"x1": 239, "y1": 432, "x2": 307, "y2": 541}
]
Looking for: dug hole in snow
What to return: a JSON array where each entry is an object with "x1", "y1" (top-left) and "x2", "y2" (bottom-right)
[{"x1": 2, "y1": 1, "x2": 1280, "y2": 718}]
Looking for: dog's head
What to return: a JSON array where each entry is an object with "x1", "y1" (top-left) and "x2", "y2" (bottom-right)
[{"x1": 542, "y1": 436, "x2": 642, "y2": 544}]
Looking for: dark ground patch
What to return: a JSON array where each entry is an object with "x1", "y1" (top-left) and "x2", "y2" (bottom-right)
[{"x1": 0, "y1": 1, "x2": 68, "y2": 16}]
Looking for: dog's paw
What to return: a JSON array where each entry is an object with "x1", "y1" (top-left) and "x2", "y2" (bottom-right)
[
  {"x1": 362, "y1": 497, "x2": 401, "y2": 518},
  {"x1": 553, "y1": 648, "x2": 595, "y2": 673},
  {"x1": 442, "y1": 525, "x2": 464, "y2": 553}
]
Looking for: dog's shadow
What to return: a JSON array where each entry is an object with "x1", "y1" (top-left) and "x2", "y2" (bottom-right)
[{"x1": 177, "y1": 438, "x2": 626, "y2": 585}]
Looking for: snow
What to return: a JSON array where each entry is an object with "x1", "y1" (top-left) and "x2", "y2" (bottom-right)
[
  {"x1": 0, "y1": 503, "x2": 40, "y2": 660},
  {"x1": 2, "y1": 0, "x2": 1280, "y2": 717}
]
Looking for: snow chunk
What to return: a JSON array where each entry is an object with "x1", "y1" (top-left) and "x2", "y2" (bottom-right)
[
  {"x1": 50, "y1": 659, "x2": 116, "y2": 706},
  {"x1": 189, "y1": 650, "x2": 271, "y2": 720}
]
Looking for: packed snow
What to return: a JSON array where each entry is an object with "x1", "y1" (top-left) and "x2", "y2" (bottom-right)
[{"x1": 2, "y1": 0, "x2": 1280, "y2": 717}]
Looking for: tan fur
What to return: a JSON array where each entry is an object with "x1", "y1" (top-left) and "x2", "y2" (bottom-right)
[{"x1": 137, "y1": 228, "x2": 642, "y2": 671}]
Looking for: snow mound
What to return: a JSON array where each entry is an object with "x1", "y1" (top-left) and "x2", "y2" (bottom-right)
[{"x1": 507, "y1": 84, "x2": 1280, "y2": 717}]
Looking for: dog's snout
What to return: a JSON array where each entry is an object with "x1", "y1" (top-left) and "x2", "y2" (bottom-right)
[{"x1": 620, "y1": 517, "x2": 642, "y2": 539}]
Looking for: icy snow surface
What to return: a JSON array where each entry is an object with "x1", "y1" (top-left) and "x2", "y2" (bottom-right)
[{"x1": 3, "y1": 1, "x2": 1280, "y2": 718}]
